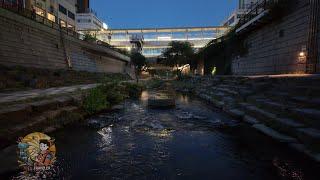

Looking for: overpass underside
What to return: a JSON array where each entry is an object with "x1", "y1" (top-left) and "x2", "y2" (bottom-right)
[{"x1": 84, "y1": 26, "x2": 229, "y2": 58}]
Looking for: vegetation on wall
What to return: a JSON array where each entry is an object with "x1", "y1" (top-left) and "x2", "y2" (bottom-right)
[
  {"x1": 197, "y1": 29, "x2": 248, "y2": 75},
  {"x1": 83, "y1": 33, "x2": 98, "y2": 42}
]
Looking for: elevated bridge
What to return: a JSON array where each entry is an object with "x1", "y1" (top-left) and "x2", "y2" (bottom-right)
[{"x1": 81, "y1": 26, "x2": 229, "y2": 58}]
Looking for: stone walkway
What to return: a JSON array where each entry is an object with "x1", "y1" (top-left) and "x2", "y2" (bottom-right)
[{"x1": 0, "y1": 84, "x2": 98, "y2": 104}]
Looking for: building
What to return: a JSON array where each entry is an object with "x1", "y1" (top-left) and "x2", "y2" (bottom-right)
[
  {"x1": 22, "y1": 0, "x2": 77, "y2": 30},
  {"x1": 75, "y1": 10, "x2": 104, "y2": 31},
  {"x1": 76, "y1": 0, "x2": 89, "y2": 13},
  {"x1": 86, "y1": 26, "x2": 229, "y2": 58},
  {"x1": 222, "y1": 0, "x2": 257, "y2": 26},
  {"x1": 75, "y1": 0, "x2": 106, "y2": 31}
]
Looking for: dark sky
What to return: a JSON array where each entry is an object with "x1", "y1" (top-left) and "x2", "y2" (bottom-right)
[{"x1": 91, "y1": 0, "x2": 238, "y2": 29}]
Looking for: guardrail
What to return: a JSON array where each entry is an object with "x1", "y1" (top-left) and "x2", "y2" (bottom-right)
[{"x1": 237, "y1": 0, "x2": 280, "y2": 27}]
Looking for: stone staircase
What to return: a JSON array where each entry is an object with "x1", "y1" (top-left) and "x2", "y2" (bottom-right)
[
  {"x1": 183, "y1": 76, "x2": 320, "y2": 162},
  {"x1": 0, "y1": 95, "x2": 84, "y2": 149}
]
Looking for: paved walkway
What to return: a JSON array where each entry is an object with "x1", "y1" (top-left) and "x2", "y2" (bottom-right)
[{"x1": 0, "y1": 84, "x2": 98, "y2": 104}]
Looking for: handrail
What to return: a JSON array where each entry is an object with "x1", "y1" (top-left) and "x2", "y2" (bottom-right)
[{"x1": 237, "y1": 0, "x2": 279, "y2": 27}]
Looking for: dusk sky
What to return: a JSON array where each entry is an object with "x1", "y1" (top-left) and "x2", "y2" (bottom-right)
[{"x1": 91, "y1": 0, "x2": 238, "y2": 29}]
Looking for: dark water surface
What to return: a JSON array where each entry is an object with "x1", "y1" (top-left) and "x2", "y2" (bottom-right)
[{"x1": 4, "y1": 92, "x2": 320, "y2": 179}]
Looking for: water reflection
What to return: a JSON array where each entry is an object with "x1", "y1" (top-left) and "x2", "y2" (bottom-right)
[{"x1": 3, "y1": 92, "x2": 320, "y2": 179}]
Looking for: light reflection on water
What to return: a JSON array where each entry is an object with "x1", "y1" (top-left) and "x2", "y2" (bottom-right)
[{"x1": 4, "y1": 92, "x2": 320, "y2": 179}]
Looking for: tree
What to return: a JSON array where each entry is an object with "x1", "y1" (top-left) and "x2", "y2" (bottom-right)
[
  {"x1": 130, "y1": 52, "x2": 146, "y2": 82},
  {"x1": 161, "y1": 41, "x2": 195, "y2": 69}
]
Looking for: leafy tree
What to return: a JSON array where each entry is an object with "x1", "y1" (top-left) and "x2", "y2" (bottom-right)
[
  {"x1": 161, "y1": 41, "x2": 195, "y2": 69},
  {"x1": 130, "y1": 52, "x2": 146, "y2": 81}
]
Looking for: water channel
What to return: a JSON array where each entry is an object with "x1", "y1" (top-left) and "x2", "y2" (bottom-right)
[{"x1": 2, "y1": 91, "x2": 320, "y2": 179}]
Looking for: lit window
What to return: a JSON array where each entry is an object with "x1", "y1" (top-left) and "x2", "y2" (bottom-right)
[
  {"x1": 60, "y1": 19, "x2": 66, "y2": 27},
  {"x1": 47, "y1": 13, "x2": 56, "y2": 22}
]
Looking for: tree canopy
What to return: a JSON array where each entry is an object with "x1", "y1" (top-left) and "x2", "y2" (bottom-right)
[
  {"x1": 130, "y1": 52, "x2": 146, "y2": 72},
  {"x1": 161, "y1": 41, "x2": 195, "y2": 68}
]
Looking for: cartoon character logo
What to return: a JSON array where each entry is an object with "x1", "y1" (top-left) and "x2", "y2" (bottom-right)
[{"x1": 17, "y1": 132, "x2": 56, "y2": 172}]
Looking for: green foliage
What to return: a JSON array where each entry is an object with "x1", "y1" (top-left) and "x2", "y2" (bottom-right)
[
  {"x1": 82, "y1": 81, "x2": 144, "y2": 114},
  {"x1": 121, "y1": 82, "x2": 144, "y2": 98},
  {"x1": 83, "y1": 33, "x2": 97, "y2": 42},
  {"x1": 161, "y1": 41, "x2": 195, "y2": 69},
  {"x1": 197, "y1": 29, "x2": 246, "y2": 75},
  {"x1": 131, "y1": 52, "x2": 146, "y2": 72},
  {"x1": 83, "y1": 87, "x2": 110, "y2": 115}
]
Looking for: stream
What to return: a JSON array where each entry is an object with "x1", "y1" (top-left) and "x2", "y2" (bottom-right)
[{"x1": 1, "y1": 91, "x2": 320, "y2": 179}]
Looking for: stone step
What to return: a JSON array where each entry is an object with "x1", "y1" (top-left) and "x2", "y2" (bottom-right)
[
  {"x1": 289, "y1": 143, "x2": 320, "y2": 163},
  {"x1": 295, "y1": 128, "x2": 320, "y2": 152},
  {"x1": 290, "y1": 96, "x2": 320, "y2": 108},
  {"x1": 0, "y1": 104, "x2": 32, "y2": 129},
  {"x1": 242, "y1": 104, "x2": 305, "y2": 136},
  {"x1": 213, "y1": 87, "x2": 239, "y2": 96},
  {"x1": 247, "y1": 97, "x2": 289, "y2": 115},
  {"x1": 243, "y1": 115, "x2": 260, "y2": 125},
  {"x1": 0, "y1": 106, "x2": 80, "y2": 149},
  {"x1": 224, "y1": 108, "x2": 245, "y2": 120},
  {"x1": 252, "y1": 124, "x2": 297, "y2": 143},
  {"x1": 289, "y1": 108, "x2": 320, "y2": 128}
]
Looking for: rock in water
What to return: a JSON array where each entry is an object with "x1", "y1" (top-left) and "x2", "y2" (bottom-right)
[{"x1": 148, "y1": 91, "x2": 175, "y2": 109}]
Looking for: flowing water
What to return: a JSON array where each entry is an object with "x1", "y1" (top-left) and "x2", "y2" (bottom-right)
[{"x1": 2, "y1": 91, "x2": 320, "y2": 179}]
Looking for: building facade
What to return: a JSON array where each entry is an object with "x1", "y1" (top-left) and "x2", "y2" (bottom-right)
[
  {"x1": 22, "y1": 0, "x2": 77, "y2": 30},
  {"x1": 222, "y1": 0, "x2": 257, "y2": 26},
  {"x1": 76, "y1": 10, "x2": 104, "y2": 31}
]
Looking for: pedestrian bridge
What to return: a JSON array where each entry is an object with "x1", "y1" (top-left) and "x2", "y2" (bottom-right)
[{"x1": 81, "y1": 26, "x2": 229, "y2": 58}]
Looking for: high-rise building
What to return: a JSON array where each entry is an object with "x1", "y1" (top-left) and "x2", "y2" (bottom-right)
[{"x1": 77, "y1": 0, "x2": 90, "y2": 13}]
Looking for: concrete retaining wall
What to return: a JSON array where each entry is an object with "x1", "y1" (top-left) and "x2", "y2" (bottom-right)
[
  {"x1": 232, "y1": 0, "x2": 312, "y2": 75},
  {"x1": 0, "y1": 8, "x2": 130, "y2": 73}
]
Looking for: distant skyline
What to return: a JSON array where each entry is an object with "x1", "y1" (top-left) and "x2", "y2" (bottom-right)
[{"x1": 91, "y1": 0, "x2": 238, "y2": 29}]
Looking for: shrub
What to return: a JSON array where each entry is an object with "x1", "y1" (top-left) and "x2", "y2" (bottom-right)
[
  {"x1": 83, "y1": 86, "x2": 110, "y2": 115},
  {"x1": 122, "y1": 82, "x2": 144, "y2": 98}
]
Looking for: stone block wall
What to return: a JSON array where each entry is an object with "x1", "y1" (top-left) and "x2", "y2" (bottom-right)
[
  {"x1": 232, "y1": 0, "x2": 312, "y2": 75},
  {"x1": 0, "y1": 8, "x2": 129, "y2": 74}
]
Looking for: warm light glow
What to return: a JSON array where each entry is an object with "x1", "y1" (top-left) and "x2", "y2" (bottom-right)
[{"x1": 299, "y1": 52, "x2": 305, "y2": 57}]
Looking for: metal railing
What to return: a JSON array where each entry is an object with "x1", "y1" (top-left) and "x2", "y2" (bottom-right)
[{"x1": 237, "y1": 0, "x2": 280, "y2": 27}]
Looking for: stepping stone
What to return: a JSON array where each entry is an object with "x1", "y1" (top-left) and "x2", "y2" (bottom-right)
[{"x1": 253, "y1": 124, "x2": 297, "y2": 143}]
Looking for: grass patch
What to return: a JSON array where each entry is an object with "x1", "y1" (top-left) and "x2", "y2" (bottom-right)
[{"x1": 82, "y1": 80, "x2": 144, "y2": 115}]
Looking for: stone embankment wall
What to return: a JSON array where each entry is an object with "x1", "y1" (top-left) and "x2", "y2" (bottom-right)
[
  {"x1": 232, "y1": 0, "x2": 314, "y2": 75},
  {"x1": 0, "y1": 8, "x2": 130, "y2": 73}
]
